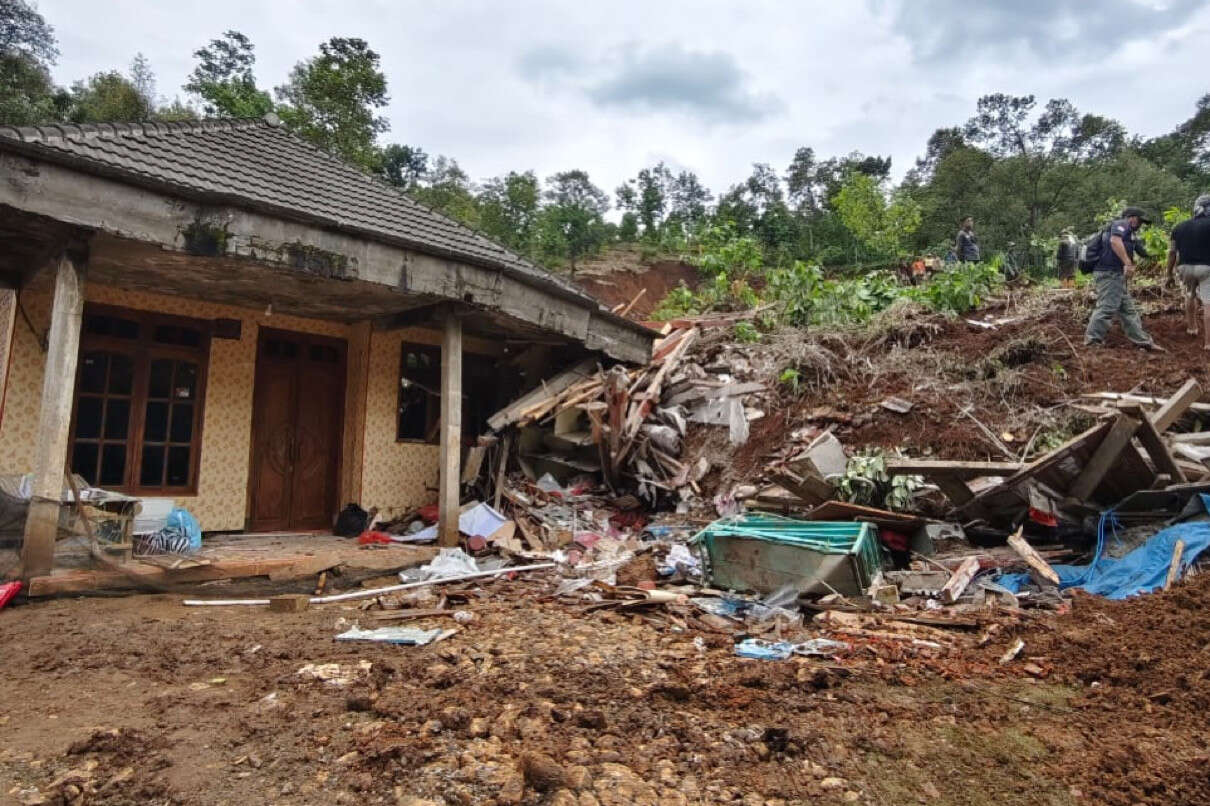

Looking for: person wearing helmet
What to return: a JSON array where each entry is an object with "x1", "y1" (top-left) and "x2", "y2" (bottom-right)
[
  {"x1": 1168, "y1": 193, "x2": 1210, "y2": 350},
  {"x1": 1084, "y1": 206, "x2": 1163, "y2": 351}
]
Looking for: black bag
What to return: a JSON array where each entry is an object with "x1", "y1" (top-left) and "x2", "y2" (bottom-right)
[
  {"x1": 334, "y1": 503, "x2": 369, "y2": 537},
  {"x1": 1078, "y1": 229, "x2": 1107, "y2": 274}
]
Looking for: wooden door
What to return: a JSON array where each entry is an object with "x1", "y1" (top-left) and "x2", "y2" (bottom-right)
[{"x1": 248, "y1": 329, "x2": 346, "y2": 532}]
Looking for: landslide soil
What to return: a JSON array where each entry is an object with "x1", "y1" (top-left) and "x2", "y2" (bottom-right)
[
  {"x1": 734, "y1": 286, "x2": 1210, "y2": 471},
  {"x1": 3, "y1": 570, "x2": 1210, "y2": 805}
]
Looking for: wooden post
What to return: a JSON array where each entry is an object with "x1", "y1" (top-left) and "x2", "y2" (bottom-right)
[
  {"x1": 437, "y1": 308, "x2": 462, "y2": 547},
  {"x1": 21, "y1": 250, "x2": 87, "y2": 577},
  {"x1": 1067, "y1": 414, "x2": 1139, "y2": 502}
]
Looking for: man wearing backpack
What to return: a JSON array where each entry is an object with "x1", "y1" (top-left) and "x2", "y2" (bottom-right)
[
  {"x1": 1084, "y1": 206, "x2": 1163, "y2": 351},
  {"x1": 1167, "y1": 193, "x2": 1210, "y2": 350}
]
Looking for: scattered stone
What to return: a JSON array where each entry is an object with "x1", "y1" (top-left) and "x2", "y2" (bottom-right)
[{"x1": 520, "y1": 752, "x2": 567, "y2": 792}]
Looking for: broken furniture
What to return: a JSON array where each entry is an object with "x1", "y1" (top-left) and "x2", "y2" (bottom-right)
[{"x1": 693, "y1": 514, "x2": 880, "y2": 597}]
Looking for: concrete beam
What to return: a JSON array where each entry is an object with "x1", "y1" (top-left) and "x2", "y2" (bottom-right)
[{"x1": 0, "y1": 154, "x2": 652, "y2": 363}]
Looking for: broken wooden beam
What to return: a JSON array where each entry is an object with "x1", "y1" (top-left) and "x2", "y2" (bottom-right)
[
  {"x1": 1151, "y1": 379, "x2": 1204, "y2": 433},
  {"x1": 1165, "y1": 540, "x2": 1186, "y2": 590},
  {"x1": 1120, "y1": 403, "x2": 1187, "y2": 483},
  {"x1": 1006, "y1": 527, "x2": 1060, "y2": 587},
  {"x1": 940, "y1": 557, "x2": 980, "y2": 603},
  {"x1": 884, "y1": 459, "x2": 1024, "y2": 479},
  {"x1": 1067, "y1": 414, "x2": 1140, "y2": 502}
]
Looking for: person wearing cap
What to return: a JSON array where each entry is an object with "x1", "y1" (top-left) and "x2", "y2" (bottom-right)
[
  {"x1": 1084, "y1": 206, "x2": 1163, "y2": 351},
  {"x1": 1056, "y1": 228, "x2": 1079, "y2": 289},
  {"x1": 1167, "y1": 193, "x2": 1210, "y2": 350}
]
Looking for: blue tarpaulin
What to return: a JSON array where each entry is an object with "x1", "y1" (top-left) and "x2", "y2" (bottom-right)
[{"x1": 998, "y1": 500, "x2": 1210, "y2": 600}]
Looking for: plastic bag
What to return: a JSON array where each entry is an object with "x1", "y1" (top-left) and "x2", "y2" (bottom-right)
[{"x1": 165, "y1": 507, "x2": 202, "y2": 553}]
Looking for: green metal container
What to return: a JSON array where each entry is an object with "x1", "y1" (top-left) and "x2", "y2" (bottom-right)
[{"x1": 693, "y1": 515, "x2": 881, "y2": 596}]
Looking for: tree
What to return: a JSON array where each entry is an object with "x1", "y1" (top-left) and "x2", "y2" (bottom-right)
[
  {"x1": 378, "y1": 143, "x2": 429, "y2": 190},
  {"x1": 185, "y1": 30, "x2": 273, "y2": 118},
  {"x1": 1, "y1": 0, "x2": 57, "y2": 63},
  {"x1": 539, "y1": 170, "x2": 610, "y2": 273},
  {"x1": 1140, "y1": 93, "x2": 1210, "y2": 186},
  {"x1": 275, "y1": 37, "x2": 389, "y2": 168},
  {"x1": 0, "y1": 0, "x2": 63, "y2": 125},
  {"x1": 666, "y1": 170, "x2": 713, "y2": 234},
  {"x1": 67, "y1": 70, "x2": 152, "y2": 123},
  {"x1": 411, "y1": 155, "x2": 478, "y2": 226},
  {"x1": 962, "y1": 94, "x2": 1125, "y2": 237},
  {"x1": 834, "y1": 172, "x2": 921, "y2": 263},
  {"x1": 130, "y1": 53, "x2": 156, "y2": 110},
  {"x1": 477, "y1": 171, "x2": 541, "y2": 256},
  {"x1": 616, "y1": 163, "x2": 673, "y2": 240}
]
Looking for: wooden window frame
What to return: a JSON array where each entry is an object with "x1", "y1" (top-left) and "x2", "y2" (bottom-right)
[
  {"x1": 69, "y1": 303, "x2": 211, "y2": 495},
  {"x1": 396, "y1": 342, "x2": 441, "y2": 444}
]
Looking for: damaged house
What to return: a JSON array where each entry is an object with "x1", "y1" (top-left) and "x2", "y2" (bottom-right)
[{"x1": 0, "y1": 115, "x2": 654, "y2": 579}]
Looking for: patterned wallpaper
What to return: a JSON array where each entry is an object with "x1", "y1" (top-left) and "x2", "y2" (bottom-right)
[
  {"x1": 0, "y1": 279, "x2": 508, "y2": 532},
  {"x1": 0, "y1": 279, "x2": 352, "y2": 531}
]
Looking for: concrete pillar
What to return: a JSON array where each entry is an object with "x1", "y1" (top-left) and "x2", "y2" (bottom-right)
[
  {"x1": 21, "y1": 250, "x2": 86, "y2": 578},
  {"x1": 437, "y1": 308, "x2": 462, "y2": 547}
]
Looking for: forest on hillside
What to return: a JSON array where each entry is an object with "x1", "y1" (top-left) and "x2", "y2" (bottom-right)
[{"x1": 2, "y1": 0, "x2": 1208, "y2": 275}]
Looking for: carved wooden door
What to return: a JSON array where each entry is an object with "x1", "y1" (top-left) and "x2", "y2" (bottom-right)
[{"x1": 248, "y1": 329, "x2": 346, "y2": 532}]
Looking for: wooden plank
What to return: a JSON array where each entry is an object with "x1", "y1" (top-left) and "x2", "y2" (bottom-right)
[
  {"x1": 1168, "y1": 431, "x2": 1210, "y2": 444},
  {"x1": 21, "y1": 250, "x2": 86, "y2": 578},
  {"x1": 1151, "y1": 379, "x2": 1203, "y2": 433},
  {"x1": 940, "y1": 557, "x2": 980, "y2": 603},
  {"x1": 1067, "y1": 415, "x2": 1140, "y2": 502},
  {"x1": 1120, "y1": 403, "x2": 1186, "y2": 483},
  {"x1": 27, "y1": 553, "x2": 344, "y2": 597},
  {"x1": 486, "y1": 359, "x2": 596, "y2": 432},
  {"x1": 492, "y1": 435, "x2": 511, "y2": 511},
  {"x1": 1006, "y1": 527, "x2": 1060, "y2": 586},
  {"x1": 768, "y1": 470, "x2": 833, "y2": 506},
  {"x1": 1082, "y1": 391, "x2": 1210, "y2": 416},
  {"x1": 885, "y1": 459, "x2": 1024, "y2": 479},
  {"x1": 438, "y1": 310, "x2": 463, "y2": 547},
  {"x1": 970, "y1": 422, "x2": 1111, "y2": 504},
  {"x1": 934, "y1": 475, "x2": 976, "y2": 506},
  {"x1": 1165, "y1": 540, "x2": 1186, "y2": 590},
  {"x1": 460, "y1": 446, "x2": 487, "y2": 485}
]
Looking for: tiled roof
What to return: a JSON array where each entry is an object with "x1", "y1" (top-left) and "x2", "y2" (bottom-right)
[{"x1": 0, "y1": 115, "x2": 621, "y2": 318}]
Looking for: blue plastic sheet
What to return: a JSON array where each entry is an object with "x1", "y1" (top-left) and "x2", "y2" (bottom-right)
[
  {"x1": 998, "y1": 508, "x2": 1210, "y2": 600},
  {"x1": 166, "y1": 507, "x2": 202, "y2": 553}
]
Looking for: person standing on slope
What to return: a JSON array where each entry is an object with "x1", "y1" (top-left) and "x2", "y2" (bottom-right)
[
  {"x1": 1168, "y1": 193, "x2": 1210, "y2": 350},
  {"x1": 1084, "y1": 206, "x2": 1163, "y2": 351}
]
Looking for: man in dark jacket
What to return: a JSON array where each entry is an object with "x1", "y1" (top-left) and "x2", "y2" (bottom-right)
[
  {"x1": 1168, "y1": 193, "x2": 1210, "y2": 350},
  {"x1": 1084, "y1": 206, "x2": 1162, "y2": 350},
  {"x1": 955, "y1": 216, "x2": 980, "y2": 262}
]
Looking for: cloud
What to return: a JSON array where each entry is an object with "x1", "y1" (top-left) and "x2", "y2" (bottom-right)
[
  {"x1": 879, "y1": 0, "x2": 1205, "y2": 62},
  {"x1": 516, "y1": 45, "x2": 581, "y2": 82},
  {"x1": 518, "y1": 42, "x2": 782, "y2": 124}
]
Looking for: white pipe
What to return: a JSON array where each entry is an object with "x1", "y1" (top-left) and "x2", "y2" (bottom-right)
[{"x1": 182, "y1": 562, "x2": 557, "y2": 607}]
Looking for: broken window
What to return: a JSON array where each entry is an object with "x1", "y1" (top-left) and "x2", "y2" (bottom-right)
[
  {"x1": 395, "y1": 343, "x2": 506, "y2": 443},
  {"x1": 70, "y1": 305, "x2": 210, "y2": 494},
  {"x1": 397, "y1": 344, "x2": 440, "y2": 442}
]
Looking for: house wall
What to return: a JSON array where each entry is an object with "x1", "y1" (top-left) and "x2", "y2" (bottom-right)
[
  {"x1": 359, "y1": 325, "x2": 506, "y2": 519},
  {"x1": 0, "y1": 277, "x2": 507, "y2": 531}
]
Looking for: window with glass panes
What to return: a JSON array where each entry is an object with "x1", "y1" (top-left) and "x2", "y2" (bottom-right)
[{"x1": 69, "y1": 305, "x2": 210, "y2": 494}]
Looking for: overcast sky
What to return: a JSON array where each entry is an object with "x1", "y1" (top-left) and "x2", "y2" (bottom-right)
[{"x1": 38, "y1": 0, "x2": 1210, "y2": 201}]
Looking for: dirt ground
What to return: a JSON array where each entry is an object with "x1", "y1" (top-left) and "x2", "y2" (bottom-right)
[{"x1": 3, "y1": 568, "x2": 1209, "y2": 806}]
